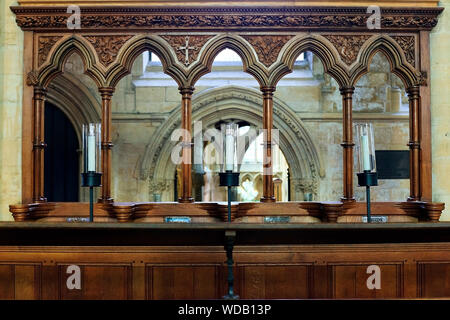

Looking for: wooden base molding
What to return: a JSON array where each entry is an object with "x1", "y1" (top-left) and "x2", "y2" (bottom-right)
[
  {"x1": 9, "y1": 201, "x2": 445, "y2": 223},
  {"x1": 0, "y1": 223, "x2": 450, "y2": 299}
]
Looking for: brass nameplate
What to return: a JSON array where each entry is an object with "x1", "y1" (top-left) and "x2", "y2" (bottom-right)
[
  {"x1": 362, "y1": 216, "x2": 388, "y2": 223},
  {"x1": 66, "y1": 217, "x2": 89, "y2": 222},
  {"x1": 264, "y1": 216, "x2": 291, "y2": 223},
  {"x1": 164, "y1": 216, "x2": 192, "y2": 223}
]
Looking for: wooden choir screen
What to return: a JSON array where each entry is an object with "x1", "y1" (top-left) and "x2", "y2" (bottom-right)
[{"x1": 9, "y1": 5, "x2": 446, "y2": 222}]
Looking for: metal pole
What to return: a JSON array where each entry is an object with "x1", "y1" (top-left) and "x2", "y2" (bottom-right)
[
  {"x1": 89, "y1": 186, "x2": 94, "y2": 222},
  {"x1": 366, "y1": 185, "x2": 371, "y2": 223},
  {"x1": 227, "y1": 186, "x2": 232, "y2": 223}
]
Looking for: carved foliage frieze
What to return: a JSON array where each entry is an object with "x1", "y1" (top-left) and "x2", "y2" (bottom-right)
[
  {"x1": 85, "y1": 35, "x2": 133, "y2": 67},
  {"x1": 392, "y1": 36, "x2": 416, "y2": 67},
  {"x1": 161, "y1": 35, "x2": 214, "y2": 66},
  {"x1": 241, "y1": 35, "x2": 294, "y2": 67},
  {"x1": 38, "y1": 36, "x2": 62, "y2": 67},
  {"x1": 323, "y1": 35, "x2": 371, "y2": 65},
  {"x1": 14, "y1": 10, "x2": 441, "y2": 31}
]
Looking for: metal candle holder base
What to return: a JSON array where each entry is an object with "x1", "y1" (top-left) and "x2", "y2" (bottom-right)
[
  {"x1": 81, "y1": 172, "x2": 102, "y2": 222},
  {"x1": 357, "y1": 171, "x2": 378, "y2": 223},
  {"x1": 219, "y1": 171, "x2": 240, "y2": 300}
]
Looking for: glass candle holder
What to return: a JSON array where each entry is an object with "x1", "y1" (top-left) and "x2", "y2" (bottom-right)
[
  {"x1": 220, "y1": 122, "x2": 239, "y2": 173},
  {"x1": 82, "y1": 123, "x2": 101, "y2": 173},
  {"x1": 355, "y1": 123, "x2": 376, "y2": 173}
]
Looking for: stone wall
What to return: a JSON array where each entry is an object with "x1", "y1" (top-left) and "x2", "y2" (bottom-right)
[
  {"x1": 430, "y1": 0, "x2": 450, "y2": 220},
  {"x1": 0, "y1": 1, "x2": 22, "y2": 221}
]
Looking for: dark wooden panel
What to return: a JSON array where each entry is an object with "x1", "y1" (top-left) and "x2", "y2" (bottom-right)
[
  {"x1": 241, "y1": 265, "x2": 310, "y2": 299},
  {"x1": 332, "y1": 263, "x2": 402, "y2": 299},
  {"x1": 58, "y1": 264, "x2": 131, "y2": 300},
  {"x1": 419, "y1": 262, "x2": 450, "y2": 298},
  {"x1": 150, "y1": 265, "x2": 219, "y2": 299},
  {"x1": 0, "y1": 265, "x2": 15, "y2": 299}
]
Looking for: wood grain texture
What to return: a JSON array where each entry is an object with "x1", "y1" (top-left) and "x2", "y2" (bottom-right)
[{"x1": 0, "y1": 243, "x2": 448, "y2": 299}]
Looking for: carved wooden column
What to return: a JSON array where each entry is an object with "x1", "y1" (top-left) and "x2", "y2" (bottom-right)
[
  {"x1": 407, "y1": 85, "x2": 421, "y2": 201},
  {"x1": 179, "y1": 86, "x2": 194, "y2": 203},
  {"x1": 32, "y1": 86, "x2": 47, "y2": 203},
  {"x1": 99, "y1": 87, "x2": 114, "y2": 204},
  {"x1": 261, "y1": 86, "x2": 276, "y2": 203},
  {"x1": 340, "y1": 87, "x2": 355, "y2": 202}
]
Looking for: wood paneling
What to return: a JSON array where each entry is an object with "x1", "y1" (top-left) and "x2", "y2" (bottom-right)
[
  {"x1": 150, "y1": 265, "x2": 219, "y2": 299},
  {"x1": 240, "y1": 265, "x2": 311, "y2": 299},
  {"x1": 418, "y1": 262, "x2": 450, "y2": 298},
  {"x1": 58, "y1": 264, "x2": 132, "y2": 300},
  {"x1": 331, "y1": 263, "x2": 402, "y2": 299},
  {"x1": 0, "y1": 243, "x2": 448, "y2": 299}
]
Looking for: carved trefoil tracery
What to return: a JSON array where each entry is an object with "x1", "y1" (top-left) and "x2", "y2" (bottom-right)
[
  {"x1": 37, "y1": 36, "x2": 62, "y2": 67},
  {"x1": 392, "y1": 35, "x2": 416, "y2": 67},
  {"x1": 241, "y1": 35, "x2": 294, "y2": 67},
  {"x1": 85, "y1": 35, "x2": 133, "y2": 67},
  {"x1": 323, "y1": 35, "x2": 372, "y2": 66},
  {"x1": 161, "y1": 35, "x2": 214, "y2": 66}
]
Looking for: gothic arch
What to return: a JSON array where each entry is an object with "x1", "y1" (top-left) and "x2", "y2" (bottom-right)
[
  {"x1": 140, "y1": 85, "x2": 324, "y2": 200},
  {"x1": 106, "y1": 34, "x2": 186, "y2": 88},
  {"x1": 189, "y1": 34, "x2": 268, "y2": 87},
  {"x1": 273, "y1": 34, "x2": 350, "y2": 88},
  {"x1": 351, "y1": 35, "x2": 421, "y2": 88},
  {"x1": 47, "y1": 74, "x2": 101, "y2": 146},
  {"x1": 34, "y1": 35, "x2": 105, "y2": 88}
]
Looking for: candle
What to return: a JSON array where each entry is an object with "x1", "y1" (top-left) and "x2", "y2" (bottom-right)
[
  {"x1": 361, "y1": 134, "x2": 371, "y2": 171},
  {"x1": 87, "y1": 133, "x2": 96, "y2": 172},
  {"x1": 225, "y1": 133, "x2": 235, "y2": 171}
]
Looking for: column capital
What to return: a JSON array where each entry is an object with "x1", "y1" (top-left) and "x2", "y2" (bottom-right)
[
  {"x1": 407, "y1": 85, "x2": 420, "y2": 98},
  {"x1": 339, "y1": 86, "x2": 355, "y2": 95},
  {"x1": 179, "y1": 86, "x2": 195, "y2": 96},
  {"x1": 260, "y1": 86, "x2": 276, "y2": 96},
  {"x1": 99, "y1": 87, "x2": 115, "y2": 98},
  {"x1": 33, "y1": 86, "x2": 47, "y2": 99}
]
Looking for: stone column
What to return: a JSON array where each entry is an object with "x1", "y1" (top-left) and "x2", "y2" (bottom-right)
[
  {"x1": 99, "y1": 87, "x2": 114, "y2": 203},
  {"x1": 340, "y1": 87, "x2": 355, "y2": 203},
  {"x1": 32, "y1": 86, "x2": 47, "y2": 203},
  {"x1": 261, "y1": 86, "x2": 276, "y2": 202},
  {"x1": 407, "y1": 86, "x2": 421, "y2": 201},
  {"x1": 179, "y1": 87, "x2": 194, "y2": 203}
]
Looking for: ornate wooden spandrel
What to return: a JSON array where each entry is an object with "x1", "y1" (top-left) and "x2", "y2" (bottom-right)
[
  {"x1": 37, "y1": 36, "x2": 62, "y2": 67},
  {"x1": 391, "y1": 35, "x2": 416, "y2": 67},
  {"x1": 85, "y1": 35, "x2": 133, "y2": 67},
  {"x1": 161, "y1": 35, "x2": 214, "y2": 67},
  {"x1": 241, "y1": 35, "x2": 294, "y2": 67},
  {"x1": 323, "y1": 35, "x2": 372, "y2": 66}
]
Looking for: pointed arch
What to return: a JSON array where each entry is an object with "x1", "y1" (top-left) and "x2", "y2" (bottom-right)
[
  {"x1": 37, "y1": 35, "x2": 105, "y2": 88},
  {"x1": 189, "y1": 34, "x2": 268, "y2": 87},
  {"x1": 139, "y1": 86, "x2": 324, "y2": 201},
  {"x1": 351, "y1": 35, "x2": 420, "y2": 88},
  {"x1": 273, "y1": 34, "x2": 350, "y2": 88},
  {"x1": 106, "y1": 34, "x2": 186, "y2": 88},
  {"x1": 47, "y1": 74, "x2": 101, "y2": 146}
]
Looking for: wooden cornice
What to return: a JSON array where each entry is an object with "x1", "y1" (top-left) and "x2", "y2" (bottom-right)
[
  {"x1": 16, "y1": 0, "x2": 441, "y2": 8},
  {"x1": 11, "y1": 6, "x2": 444, "y2": 31}
]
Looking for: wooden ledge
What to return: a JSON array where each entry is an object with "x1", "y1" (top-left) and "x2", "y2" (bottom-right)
[{"x1": 9, "y1": 200, "x2": 445, "y2": 223}]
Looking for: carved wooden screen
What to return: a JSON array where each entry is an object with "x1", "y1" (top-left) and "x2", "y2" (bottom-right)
[{"x1": 9, "y1": 5, "x2": 445, "y2": 222}]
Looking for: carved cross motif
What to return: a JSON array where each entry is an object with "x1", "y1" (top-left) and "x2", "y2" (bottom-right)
[{"x1": 177, "y1": 36, "x2": 198, "y2": 66}]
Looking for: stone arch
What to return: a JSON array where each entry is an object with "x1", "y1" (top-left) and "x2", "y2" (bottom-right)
[
  {"x1": 273, "y1": 34, "x2": 350, "y2": 88},
  {"x1": 189, "y1": 34, "x2": 268, "y2": 87},
  {"x1": 140, "y1": 85, "x2": 324, "y2": 201},
  {"x1": 351, "y1": 35, "x2": 420, "y2": 88},
  {"x1": 46, "y1": 74, "x2": 101, "y2": 146},
  {"x1": 106, "y1": 34, "x2": 186, "y2": 88},
  {"x1": 36, "y1": 35, "x2": 105, "y2": 88}
]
